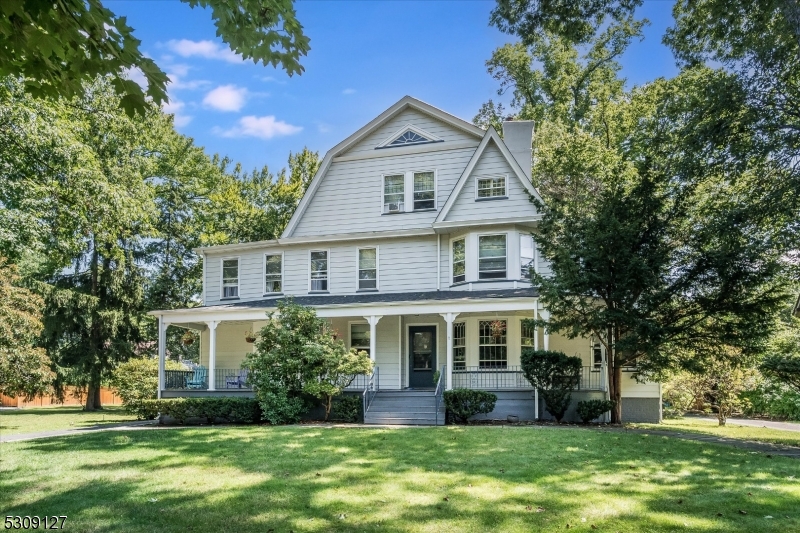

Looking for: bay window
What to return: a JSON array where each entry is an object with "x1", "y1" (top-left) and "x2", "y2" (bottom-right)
[{"x1": 478, "y1": 234, "x2": 507, "y2": 279}]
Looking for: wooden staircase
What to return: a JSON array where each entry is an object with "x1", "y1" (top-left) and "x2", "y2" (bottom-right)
[{"x1": 363, "y1": 390, "x2": 445, "y2": 426}]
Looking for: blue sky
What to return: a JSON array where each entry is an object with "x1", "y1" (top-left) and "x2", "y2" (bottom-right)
[{"x1": 116, "y1": 0, "x2": 679, "y2": 173}]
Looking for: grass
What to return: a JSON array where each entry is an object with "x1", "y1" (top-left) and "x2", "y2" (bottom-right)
[
  {"x1": 631, "y1": 418, "x2": 800, "y2": 448},
  {"x1": 1, "y1": 425, "x2": 799, "y2": 532},
  {"x1": 0, "y1": 406, "x2": 136, "y2": 436}
]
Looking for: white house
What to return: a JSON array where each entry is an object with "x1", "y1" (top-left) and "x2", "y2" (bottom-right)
[{"x1": 150, "y1": 96, "x2": 662, "y2": 424}]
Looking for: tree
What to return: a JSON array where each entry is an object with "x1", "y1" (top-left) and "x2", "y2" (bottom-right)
[
  {"x1": 1, "y1": 0, "x2": 310, "y2": 115},
  {"x1": 0, "y1": 258, "x2": 55, "y2": 399},
  {"x1": 760, "y1": 317, "x2": 800, "y2": 393},
  {"x1": 245, "y1": 300, "x2": 371, "y2": 422},
  {"x1": 520, "y1": 349, "x2": 582, "y2": 422},
  {"x1": 109, "y1": 357, "x2": 185, "y2": 418}
]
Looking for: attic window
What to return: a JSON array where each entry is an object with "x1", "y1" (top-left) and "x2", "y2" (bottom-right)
[
  {"x1": 376, "y1": 124, "x2": 442, "y2": 149},
  {"x1": 389, "y1": 130, "x2": 430, "y2": 146}
]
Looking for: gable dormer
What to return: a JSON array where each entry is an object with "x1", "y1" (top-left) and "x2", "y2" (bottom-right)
[{"x1": 375, "y1": 124, "x2": 443, "y2": 149}]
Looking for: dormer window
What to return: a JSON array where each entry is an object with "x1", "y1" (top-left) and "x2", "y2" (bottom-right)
[
  {"x1": 476, "y1": 176, "x2": 506, "y2": 199},
  {"x1": 383, "y1": 174, "x2": 404, "y2": 213}
]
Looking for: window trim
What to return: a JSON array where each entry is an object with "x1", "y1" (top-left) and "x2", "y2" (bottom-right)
[
  {"x1": 453, "y1": 321, "x2": 466, "y2": 370},
  {"x1": 348, "y1": 321, "x2": 371, "y2": 357},
  {"x1": 381, "y1": 172, "x2": 406, "y2": 214},
  {"x1": 477, "y1": 233, "x2": 508, "y2": 280},
  {"x1": 375, "y1": 123, "x2": 444, "y2": 149},
  {"x1": 263, "y1": 252, "x2": 284, "y2": 295},
  {"x1": 474, "y1": 174, "x2": 508, "y2": 200},
  {"x1": 450, "y1": 236, "x2": 466, "y2": 284},
  {"x1": 308, "y1": 248, "x2": 330, "y2": 293},
  {"x1": 220, "y1": 256, "x2": 241, "y2": 300},
  {"x1": 478, "y1": 318, "x2": 509, "y2": 369},
  {"x1": 411, "y1": 169, "x2": 437, "y2": 211},
  {"x1": 592, "y1": 343, "x2": 605, "y2": 371},
  {"x1": 520, "y1": 233, "x2": 535, "y2": 280},
  {"x1": 356, "y1": 246, "x2": 379, "y2": 291}
]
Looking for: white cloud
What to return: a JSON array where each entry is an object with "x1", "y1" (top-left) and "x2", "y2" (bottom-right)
[
  {"x1": 202, "y1": 85, "x2": 248, "y2": 112},
  {"x1": 342, "y1": 88, "x2": 356, "y2": 95},
  {"x1": 316, "y1": 122, "x2": 332, "y2": 134},
  {"x1": 215, "y1": 115, "x2": 302, "y2": 140},
  {"x1": 166, "y1": 39, "x2": 242, "y2": 63},
  {"x1": 162, "y1": 99, "x2": 192, "y2": 127}
]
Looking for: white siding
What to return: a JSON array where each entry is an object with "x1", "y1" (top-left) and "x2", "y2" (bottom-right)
[
  {"x1": 292, "y1": 147, "x2": 476, "y2": 237},
  {"x1": 444, "y1": 140, "x2": 539, "y2": 223},
  {"x1": 342, "y1": 108, "x2": 478, "y2": 156}
]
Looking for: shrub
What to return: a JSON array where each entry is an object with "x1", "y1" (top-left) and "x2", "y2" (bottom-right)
[
  {"x1": 258, "y1": 389, "x2": 307, "y2": 425},
  {"x1": 444, "y1": 389, "x2": 497, "y2": 423},
  {"x1": 521, "y1": 349, "x2": 582, "y2": 422},
  {"x1": 138, "y1": 397, "x2": 260, "y2": 424},
  {"x1": 109, "y1": 358, "x2": 186, "y2": 419},
  {"x1": 741, "y1": 382, "x2": 800, "y2": 421},
  {"x1": 576, "y1": 399, "x2": 615, "y2": 423},
  {"x1": 331, "y1": 395, "x2": 361, "y2": 422}
]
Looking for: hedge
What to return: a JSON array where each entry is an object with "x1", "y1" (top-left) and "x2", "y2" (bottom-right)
[
  {"x1": 444, "y1": 389, "x2": 497, "y2": 423},
  {"x1": 138, "y1": 397, "x2": 261, "y2": 424}
]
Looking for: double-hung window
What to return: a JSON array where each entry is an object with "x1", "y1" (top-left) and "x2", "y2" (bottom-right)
[
  {"x1": 350, "y1": 323, "x2": 370, "y2": 357},
  {"x1": 383, "y1": 174, "x2": 404, "y2": 213},
  {"x1": 264, "y1": 254, "x2": 282, "y2": 294},
  {"x1": 479, "y1": 320, "x2": 507, "y2": 368},
  {"x1": 478, "y1": 234, "x2": 507, "y2": 279},
  {"x1": 413, "y1": 171, "x2": 435, "y2": 210},
  {"x1": 358, "y1": 247, "x2": 378, "y2": 290},
  {"x1": 521, "y1": 320, "x2": 536, "y2": 352},
  {"x1": 221, "y1": 258, "x2": 239, "y2": 298},
  {"x1": 520, "y1": 234, "x2": 535, "y2": 280},
  {"x1": 310, "y1": 250, "x2": 328, "y2": 291},
  {"x1": 453, "y1": 322, "x2": 466, "y2": 370},
  {"x1": 476, "y1": 176, "x2": 506, "y2": 198},
  {"x1": 452, "y1": 238, "x2": 466, "y2": 283},
  {"x1": 593, "y1": 344, "x2": 603, "y2": 370}
]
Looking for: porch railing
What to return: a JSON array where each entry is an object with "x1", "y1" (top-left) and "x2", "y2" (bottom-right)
[
  {"x1": 362, "y1": 367, "x2": 379, "y2": 414},
  {"x1": 434, "y1": 365, "x2": 445, "y2": 425},
  {"x1": 163, "y1": 368, "x2": 252, "y2": 390},
  {"x1": 344, "y1": 373, "x2": 370, "y2": 391},
  {"x1": 451, "y1": 366, "x2": 603, "y2": 391}
]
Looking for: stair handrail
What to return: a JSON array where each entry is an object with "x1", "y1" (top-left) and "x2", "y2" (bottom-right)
[
  {"x1": 362, "y1": 366, "x2": 379, "y2": 415},
  {"x1": 434, "y1": 364, "x2": 446, "y2": 425}
]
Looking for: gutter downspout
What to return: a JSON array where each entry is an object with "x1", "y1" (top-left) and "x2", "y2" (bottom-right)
[{"x1": 437, "y1": 234, "x2": 441, "y2": 291}]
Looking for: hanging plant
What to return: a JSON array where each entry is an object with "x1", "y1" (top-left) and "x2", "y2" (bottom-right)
[
  {"x1": 490, "y1": 320, "x2": 506, "y2": 340},
  {"x1": 181, "y1": 331, "x2": 195, "y2": 346},
  {"x1": 244, "y1": 329, "x2": 257, "y2": 343}
]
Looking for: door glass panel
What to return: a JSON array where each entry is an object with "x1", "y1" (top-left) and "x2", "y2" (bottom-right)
[{"x1": 412, "y1": 332, "x2": 433, "y2": 370}]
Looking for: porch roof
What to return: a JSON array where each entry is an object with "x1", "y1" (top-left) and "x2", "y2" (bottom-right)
[{"x1": 150, "y1": 288, "x2": 539, "y2": 324}]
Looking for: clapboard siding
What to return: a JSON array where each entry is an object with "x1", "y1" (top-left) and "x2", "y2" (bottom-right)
[
  {"x1": 292, "y1": 147, "x2": 476, "y2": 237},
  {"x1": 444, "y1": 140, "x2": 539, "y2": 222},
  {"x1": 343, "y1": 108, "x2": 478, "y2": 156}
]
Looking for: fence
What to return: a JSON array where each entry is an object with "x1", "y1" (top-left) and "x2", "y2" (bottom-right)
[{"x1": 1, "y1": 387, "x2": 122, "y2": 408}]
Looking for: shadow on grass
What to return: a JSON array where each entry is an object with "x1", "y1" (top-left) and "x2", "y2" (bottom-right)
[{"x1": 1, "y1": 426, "x2": 799, "y2": 532}]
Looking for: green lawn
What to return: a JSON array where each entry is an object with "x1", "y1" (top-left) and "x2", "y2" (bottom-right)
[
  {"x1": 0, "y1": 406, "x2": 136, "y2": 436},
  {"x1": 1, "y1": 426, "x2": 798, "y2": 532},
  {"x1": 631, "y1": 418, "x2": 800, "y2": 448}
]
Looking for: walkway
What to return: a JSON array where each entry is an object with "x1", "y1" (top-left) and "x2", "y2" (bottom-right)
[{"x1": 692, "y1": 415, "x2": 800, "y2": 433}]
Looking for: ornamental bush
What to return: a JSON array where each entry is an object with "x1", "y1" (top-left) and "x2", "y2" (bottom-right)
[
  {"x1": 444, "y1": 389, "x2": 497, "y2": 423},
  {"x1": 576, "y1": 399, "x2": 615, "y2": 423},
  {"x1": 138, "y1": 397, "x2": 260, "y2": 424},
  {"x1": 109, "y1": 358, "x2": 186, "y2": 419},
  {"x1": 331, "y1": 395, "x2": 361, "y2": 422},
  {"x1": 521, "y1": 348, "x2": 582, "y2": 422}
]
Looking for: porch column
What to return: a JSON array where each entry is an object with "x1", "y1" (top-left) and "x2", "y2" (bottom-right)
[
  {"x1": 540, "y1": 309, "x2": 550, "y2": 350},
  {"x1": 440, "y1": 312, "x2": 459, "y2": 390},
  {"x1": 364, "y1": 315, "x2": 383, "y2": 363},
  {"x1": 207, "y1": 320, "x2": 218, "y2": 391},
  {"x1": 532, "y1": 306, "x2": 538, "y2": 419},
  {"x1": 157, "y1": 315, "x2": 166, "y2": 399}
]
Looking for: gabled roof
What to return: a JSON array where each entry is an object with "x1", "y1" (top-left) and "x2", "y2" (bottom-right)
[
  {"x1": 435, "y1": 127, "x2": 544, "y2": 223},
  {"x1": 282, "y1": 96, "x2": 485, "y2": 238}
]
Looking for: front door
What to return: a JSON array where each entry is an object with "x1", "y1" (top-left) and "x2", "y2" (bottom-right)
[{"x1": 409, "y1": 326, "x2": 437, "y2": 388}]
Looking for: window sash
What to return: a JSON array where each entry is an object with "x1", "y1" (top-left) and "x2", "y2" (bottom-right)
[
  {"x1": 264, "y1": 254, "x2": 282, "y2": 293},
  {"x1": 478, "y1": 320, "x2": 507, "y2": 369},
  {"x1": 478, "y1": 235, "x2": 507, "y2": 279},
  {"x1": 222, "y1": 259, "x2": 239, "y2": 298},
  {"x1": 413, "y1": 172, "x2": 435, "y2": 210},
  {"x1": 453, "y1": 322, "x2": 466, "y2": 370},
  {"x1": 310, "y1": 251, "x2": 328, "y2": 291},
  {"x1": 383, "y1": 175, "x2": 405, "y2": 213},
  {"x1": 521, "y1": 321, "x2": 535, "y2": 347},
  {"x1": 358, "y1": 248, "x2": 377, "y2": 289},
  {"x1": 593, "y1": 344, "x2": 603, "y2": 369},
  {"x1": 520, "y1": 234, "x2": 535, "y2": 279},
  {"x1": 351, "y1": 323, "x2": 370, "y2": 355},
  {"x1": 452, "y1": 238, "x2": 465, "y2": 283},
  {"x1": 477, "y1": 177, "x2": 506, "y2": 198}
]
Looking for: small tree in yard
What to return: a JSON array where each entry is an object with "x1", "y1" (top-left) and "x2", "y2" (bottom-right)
[
  {"x1": 244, "y1": 299, "x2": 372, "y2": 423},
  {"x1": 110, "y1": 357, "x2": 186, "y2": 419},
  {"x1": 521, "y1": 348, "x2": 582, "y2": 422}
]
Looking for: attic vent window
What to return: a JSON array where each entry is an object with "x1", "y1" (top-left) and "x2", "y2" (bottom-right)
[{"x1": 390, "y1": 130, "x2": 430, "y2": 146}]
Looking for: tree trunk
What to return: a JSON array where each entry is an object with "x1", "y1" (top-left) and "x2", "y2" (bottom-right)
[
  {"x1": 84, "y1": 370, "x2": 103, "y2": 411},
  {"x1": 610, "y1": 364, "x2": 622, "y2": 423},
  {"x1": 718, "y1": 408, "x2": 726, "y2": 426},
  {"x1": 324, "y1": 395, "x2": 332, "y2": 421}
]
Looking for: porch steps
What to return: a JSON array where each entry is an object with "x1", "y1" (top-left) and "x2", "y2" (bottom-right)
[{"x1": 364, "y1": 390, "x2": 445, "y2": 426}]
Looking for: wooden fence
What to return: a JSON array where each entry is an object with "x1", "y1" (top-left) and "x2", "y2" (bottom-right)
[{"x1": 1, "y1": 387, "x2": 122, "y2": 408}]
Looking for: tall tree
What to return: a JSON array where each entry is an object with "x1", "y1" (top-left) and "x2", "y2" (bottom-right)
[{"x1": 1, "y1": 0, "x2": 310, "y2": 115}]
